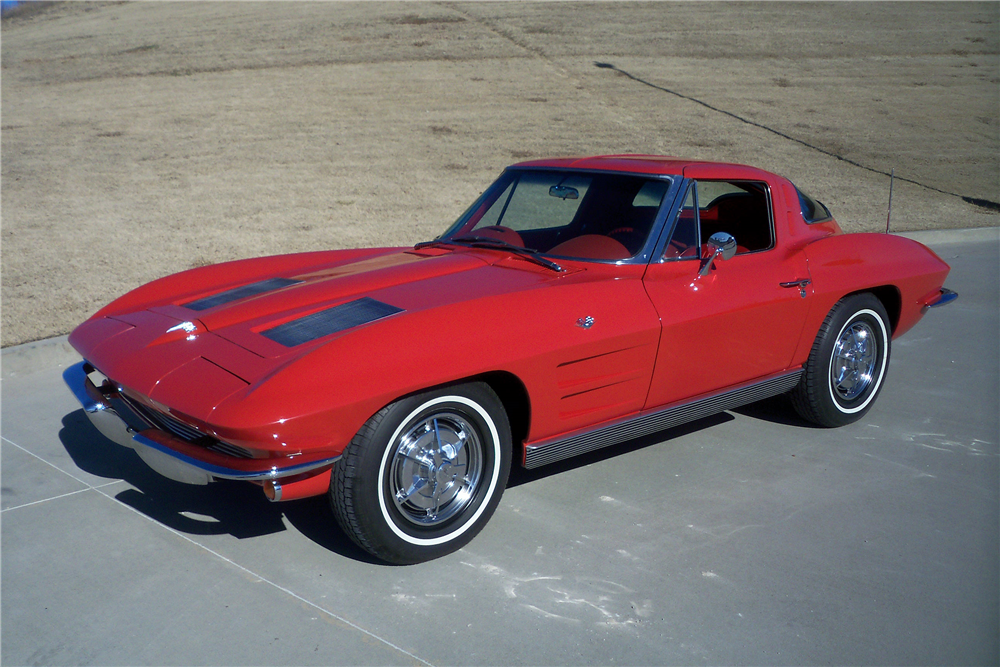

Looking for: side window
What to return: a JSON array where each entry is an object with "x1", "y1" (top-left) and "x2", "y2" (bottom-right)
[
  {"x1": 662, "y1": 183, "x2": 700, "y2": 260},
  {"x1": 695, "y1": 180, "x2": 773, "y2": 253}
]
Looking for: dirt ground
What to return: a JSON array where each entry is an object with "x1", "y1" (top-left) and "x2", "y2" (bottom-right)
[{"x1": 2, "y1": 1, "x2": 998, "y2": 347}]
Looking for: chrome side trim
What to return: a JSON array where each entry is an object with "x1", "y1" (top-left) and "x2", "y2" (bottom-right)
[
  {"x1": 63, "y1": 362, "x2": 339, "y2": 485},
  {"x1": 524, "y1": 370, "x2": 803, "y2": 469}
]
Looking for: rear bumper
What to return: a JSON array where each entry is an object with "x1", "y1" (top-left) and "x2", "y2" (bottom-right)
[
  {"x1": 63, "y1": 361, "x2": 339, "y2": 485},
  {"x1": 922, "y1": 287, "x2": 959, "y2": 311}
]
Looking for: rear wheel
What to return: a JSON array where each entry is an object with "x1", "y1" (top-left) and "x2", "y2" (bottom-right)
[
  {"x1": 331, "y1": 382, "x2": 511, "y2": 564},
  {"x1": 791, "y1": 293, "x2": 891, "y2": 427}
]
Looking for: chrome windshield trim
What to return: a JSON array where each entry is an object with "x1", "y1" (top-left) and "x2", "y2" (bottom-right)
[{"x1": 440, "y1": 167, "x2": 683, "y2": 266}]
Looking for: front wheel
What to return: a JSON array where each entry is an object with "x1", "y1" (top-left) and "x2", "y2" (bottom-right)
[
  {"x1": 791, "y1": 293, "x2": 891, "y2": 427},
  {"x1": 330, "y1": 382, "x2": 511, "y2": 564}
]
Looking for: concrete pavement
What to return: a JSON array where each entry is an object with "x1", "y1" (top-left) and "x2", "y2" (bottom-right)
[{"x1": 2, "y1": 229, "x2": 997, "y2": 665}]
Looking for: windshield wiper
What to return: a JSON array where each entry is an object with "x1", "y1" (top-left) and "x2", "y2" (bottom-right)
[
  {"x1": 413, "y1": 239, "x2": 453, "y2": 251},
  {"x1": 414, "y1": 236, "x2": 564, "y2": 273},
  {"x1": 453, "y1": 236, "x2": 564, "y2": 273}
]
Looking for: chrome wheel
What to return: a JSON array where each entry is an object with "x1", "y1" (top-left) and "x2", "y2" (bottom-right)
[
  {"x1": 389, "y1": 412, "x2": 483, "y2": 527},
  {"x1": 830, "y1": 321, "x2": 877, "y2": 401},
  {"x1": 330, "y1": 382, "x2": 511, "y2": 564},
  {"x1": 790, "y1": 294, "x2": 891, "y2": 428}
]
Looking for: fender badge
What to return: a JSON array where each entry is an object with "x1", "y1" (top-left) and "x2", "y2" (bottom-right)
[{"x1": 576, "y1": 316, "x2": 595, "y2": 329}]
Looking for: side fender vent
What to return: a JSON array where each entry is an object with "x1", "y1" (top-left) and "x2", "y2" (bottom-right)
[
  {"x1": 184, "y1": 278, "x2": 302, "y2": 311},
  {"x1": 262, "y1": 297, "x2": 403, "y2": 347}
]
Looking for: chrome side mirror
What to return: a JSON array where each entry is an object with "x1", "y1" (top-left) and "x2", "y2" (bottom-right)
[{"x1": 698, "y1": 232, "x2": 737, "y2": 277}]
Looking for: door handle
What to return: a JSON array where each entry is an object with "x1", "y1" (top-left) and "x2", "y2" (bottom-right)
[{"x1": 780, "y1": 279, "x2": 811, "y2": 297}]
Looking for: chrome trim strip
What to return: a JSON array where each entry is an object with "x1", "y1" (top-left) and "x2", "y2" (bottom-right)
[
  {"x1": 524, "y1": 370, "x2": 803, "y2": 469},
  {"x1": 63, "y1": 361, "x2": 339, "y2": 485},
  {"x1": 467, "y1": 166, "x2": 683, "y2": 266}
]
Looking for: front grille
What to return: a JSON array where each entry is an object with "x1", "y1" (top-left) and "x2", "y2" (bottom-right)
[
  {"x1": 116, "y1": 393, "x2": 254, "y2": 459},
  {"x1": 207, "y1": 441, "x2": 255, "y2": 459},
  {"x1": 128, "y1": 397, "x2": 203, "y2": 441}
]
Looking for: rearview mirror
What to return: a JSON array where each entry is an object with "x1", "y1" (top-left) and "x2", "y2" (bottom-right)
[{"x1": 549, "y1": 185, "x2": 579, "y2": 200}]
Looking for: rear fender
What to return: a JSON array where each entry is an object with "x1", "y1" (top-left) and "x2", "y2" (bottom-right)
[{"x1": 794, "y1": 233, "x2": 951, "y2": 364}]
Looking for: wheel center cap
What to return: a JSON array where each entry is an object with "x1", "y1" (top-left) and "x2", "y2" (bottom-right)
[{"x1": 435, "y1": 462, "x2": 456, "y2": 486}]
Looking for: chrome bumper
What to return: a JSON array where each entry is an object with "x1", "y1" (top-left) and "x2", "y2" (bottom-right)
[
  {"x1": 63, "y1": 361, "x2": 339, "y2": 486},
  {"x1": 923, "y1": 287, "x2": 959, "y2": 312}
]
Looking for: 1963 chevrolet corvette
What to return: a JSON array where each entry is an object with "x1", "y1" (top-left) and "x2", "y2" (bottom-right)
[{"x1": 65, "y1": 155, "x2": 956, "y2": 563}]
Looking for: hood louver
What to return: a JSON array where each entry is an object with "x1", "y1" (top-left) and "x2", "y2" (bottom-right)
[
  {"x1": 184, "y1": 278, "x2": 302, "y2": 312},
  {"x1": 262, "y1": 297, "x2": 403, "y2": 347}
]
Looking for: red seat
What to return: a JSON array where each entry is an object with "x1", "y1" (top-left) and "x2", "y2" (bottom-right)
[
  {"x1": 548, "y1": 235, "x2": 631, "y2": 260},
  {"x1": 471, "y1": 226, "x2": 524, "y2": 247}
]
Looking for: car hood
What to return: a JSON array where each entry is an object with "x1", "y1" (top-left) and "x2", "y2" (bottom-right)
[{"x1": 69, "y1": 246, "x2": 566, "y2": 419}]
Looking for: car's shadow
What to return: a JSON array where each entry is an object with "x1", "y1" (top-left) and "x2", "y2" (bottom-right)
[
  {"x1": 507, "y1": 412, "x2": 734, "y2": 487},
  {"x1": 58, "y1": 409, "x2": 380, "y2": 563},
  {"x1": 59, "y1": 395, "x2": 816, "y2": 563},
  {"x1": 509, "y1": 396, "x2": 820, "y2": 487},
  {"x1": 731, "y1": 393, "x2": 823, "y2": 428}
]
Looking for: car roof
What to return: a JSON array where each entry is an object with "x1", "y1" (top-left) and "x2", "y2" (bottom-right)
[{"x1": 510, "y1": 154, "x2": 778, "y2": 180}]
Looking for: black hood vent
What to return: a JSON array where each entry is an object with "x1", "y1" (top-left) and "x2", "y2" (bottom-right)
[
  {"x1": 262, "y1": 297, "x2": 403, "y2": 347},
  {"x1": 184, "y1": 278, "x2": 302, "y2": 312}
]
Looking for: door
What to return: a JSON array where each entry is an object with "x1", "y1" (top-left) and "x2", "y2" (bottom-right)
[{"x1": 642, "y1": 178, "x2": 813, "y2": 409}]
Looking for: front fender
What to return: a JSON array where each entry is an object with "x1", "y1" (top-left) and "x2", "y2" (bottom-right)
[{"x1": 211, "y1": 267, "x2": 661, "y2": 456}]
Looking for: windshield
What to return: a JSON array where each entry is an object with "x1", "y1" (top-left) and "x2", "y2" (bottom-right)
[{"x1": 438, "y1": 170, "x2": 672, "y2": 262}]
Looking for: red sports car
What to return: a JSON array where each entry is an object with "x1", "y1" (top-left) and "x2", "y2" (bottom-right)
[{"x1": 65, "y1": 155, "x2": 957, "y2": 563}]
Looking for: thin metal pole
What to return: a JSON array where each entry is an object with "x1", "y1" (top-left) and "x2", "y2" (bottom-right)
[{"x1": 885, "y1": 168, "x2": 895, "y2": 234}]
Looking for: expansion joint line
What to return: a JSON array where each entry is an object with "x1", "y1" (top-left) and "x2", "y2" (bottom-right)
[
  {"x1": 594, "y1": 62, "x2": 999, "y2": 212},
  {"x1": 0, "y1": 436, "x2": 433, "y2": 666}
]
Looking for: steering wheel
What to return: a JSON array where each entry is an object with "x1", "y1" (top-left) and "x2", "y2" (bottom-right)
[
  {"x1": 472, "y1": 225, "x2": 524, "y2": 248},
  {"x1": 607, "y1": 226, "x2": 639, "y2": 254}
]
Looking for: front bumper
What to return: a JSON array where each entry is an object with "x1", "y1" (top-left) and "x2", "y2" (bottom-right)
[{"x1": 63, "y1": 361, "x2": 339, "y2": 485}]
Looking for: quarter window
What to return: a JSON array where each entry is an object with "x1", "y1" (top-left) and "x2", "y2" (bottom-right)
[{"x1": 796, "y1": 187, "x2": 833, "y2": 224}]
